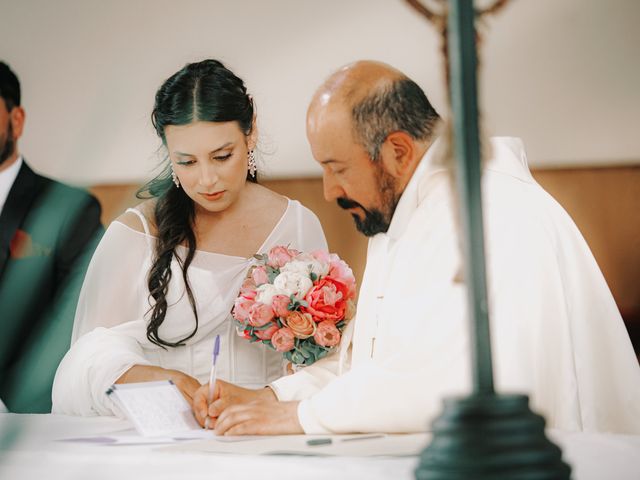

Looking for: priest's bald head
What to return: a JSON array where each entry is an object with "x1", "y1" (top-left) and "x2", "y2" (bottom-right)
[{"x1": 306, "y1": 60, "x2": 440, "y2": 236}]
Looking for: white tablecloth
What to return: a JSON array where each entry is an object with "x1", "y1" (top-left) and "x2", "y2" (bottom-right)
[{"x1": 1, "y1": 414, "x2": 639, "y2": 480}]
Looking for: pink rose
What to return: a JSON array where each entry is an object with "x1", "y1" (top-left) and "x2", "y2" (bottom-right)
[
  {"x1": 271, "y1": 294, "x2": 292, "y2": 318},
  {"x1": 271, "y1": 327, "x2": 295, "y2": 352},
  {"x1": 233, "y1": 297, "x2": 255, "y2": 322},
  {"x1": 284, "y1": 311, "x2": 316, "y2": 339},
  {"x1": 251, "y1": 266, "x2": 269, "y2": 286},
  {"x1": 248, "y1": 302, "x2": 275, "y2": 327},
  {"x1": 240, "y1": 277, "x2": 257, "y2": 300},
  {"x1": 267, "y1": 246, "x2": 299, "y2": 268},
  {"x1": 303, "y1": 277, "x2": 349, "y2": 323},
  {"x1": 328, "y1": 258, "x2": 356, "y2": 299},
  {"x1": 314, "y1": 320, "x2": 341, "y2": 347},
  {"x1": 310, "y1": 249, "x2": 331, "y2": 263},
  {"x1": 254, "y1": 323, "x2": 279, "y2": 340}
]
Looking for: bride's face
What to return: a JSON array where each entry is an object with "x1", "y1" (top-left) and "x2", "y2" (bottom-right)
[{"x1": 165, "y1": 120, "x2": 252, "y2": 214}]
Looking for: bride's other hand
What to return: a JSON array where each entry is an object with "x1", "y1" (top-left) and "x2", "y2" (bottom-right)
[{"x1": 116, "y1": 364, "x2": 201, "y2": 403}]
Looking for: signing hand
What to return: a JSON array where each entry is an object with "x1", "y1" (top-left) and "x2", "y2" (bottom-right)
[
  {"x1": 192, "y1": 379, "x2": 276, "y2": 428},
  {"x1": 214, "y1": 400, "x2": 303, "y2": 435}
]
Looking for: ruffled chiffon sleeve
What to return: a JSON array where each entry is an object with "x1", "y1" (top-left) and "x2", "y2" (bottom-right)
[{"x1": 52, "y1": 222, "x2": 153, "y2": 416}]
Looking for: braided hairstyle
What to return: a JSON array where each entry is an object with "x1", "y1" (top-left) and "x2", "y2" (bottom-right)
[{"x1": 138, "y1": 59, "x2": 256, "y2": 348}]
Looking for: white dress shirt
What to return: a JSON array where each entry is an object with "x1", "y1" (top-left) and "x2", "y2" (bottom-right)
[
  {"x1": 271, "y1": 137, "x2": 640, "y2": 435},
  {"x1": 0, "y1": 155, "x2": 22, "y2": 214}
]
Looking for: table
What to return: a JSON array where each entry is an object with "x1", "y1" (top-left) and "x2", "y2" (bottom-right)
[{"x1": 1, "y1": 414, "x2": 639, "y2": 480}]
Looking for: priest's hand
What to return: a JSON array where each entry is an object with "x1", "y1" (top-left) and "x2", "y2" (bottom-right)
[
  {"x1": 192, "y1": 379, "x2": 276, "y2": 428},
  {"x1": 214, "y1": 400, "x2": 303, "y2": 435}
]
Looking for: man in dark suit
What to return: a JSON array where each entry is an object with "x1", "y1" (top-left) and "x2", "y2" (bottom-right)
[{"x1": 0, "y1": 61, "x2": 104, "y2": 413}]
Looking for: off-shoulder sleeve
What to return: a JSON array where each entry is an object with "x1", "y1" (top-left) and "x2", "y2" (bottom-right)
[
  {"x1": 70, "y1": 222, "x2": 151, "y2": 342},
  {"x1": 52, "y1": 222, "x2": 153, "y2": 416},
  {"x1": 292, "y1": 202, "x2": 328, "y2": 253}
]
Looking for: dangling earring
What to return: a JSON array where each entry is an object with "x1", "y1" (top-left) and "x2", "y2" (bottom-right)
[
  {"x1": 171, "y1": 165, "x2": 180, "y2": 188},
  {"x1": 248, "y1": 150, "x2": 257, "y2": 177}
]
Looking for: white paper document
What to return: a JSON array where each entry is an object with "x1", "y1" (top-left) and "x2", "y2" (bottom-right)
[
  {"x1": 106, "y1": 380, "x2": 201, "y2": 437},
  {"x1": 160, "y1": 433, "x2": 430, "y2": 456},
  {"x1": 58, "y1": 428, "x2": 216, "y2": 446}
]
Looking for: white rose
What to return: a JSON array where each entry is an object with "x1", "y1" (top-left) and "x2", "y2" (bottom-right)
[
  {"x1": 273, "y1": 271, "x2": 313, "y2": 299},
  {"x1": 281, "y1": 256, "x2": 329, "y2": 278},
  {"x1": 255, "y1": 283, "x2": 287, "y2": 306}
]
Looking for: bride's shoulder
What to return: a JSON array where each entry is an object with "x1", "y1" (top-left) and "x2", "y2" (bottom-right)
[
  {"x1": 113, "y1": 199, "x2": 158, "y2": 235},
  {"x1": 246, "y1": 183, "x2": 289, "y2": 212}
]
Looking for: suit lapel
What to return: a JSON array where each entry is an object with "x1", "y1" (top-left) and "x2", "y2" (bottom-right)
[{"x1": 0, "y1": 162, "x2": 45, "y2": 278}]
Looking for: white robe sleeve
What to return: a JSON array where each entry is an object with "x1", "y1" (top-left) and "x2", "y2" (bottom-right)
[
  {"x1": 295, "y1": 286, "x2": 470, "y2": 434},
  {"x1": 52, "y1": 222, "x2": 153, "y2": 416}
]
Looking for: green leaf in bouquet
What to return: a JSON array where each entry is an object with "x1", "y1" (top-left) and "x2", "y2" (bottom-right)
[
  {"x1": 291, "y1": 351, "x2": 305, "y2": 365},
  {"x1": 287, "y1": 294, "x2": 298, "y2": 310},
  {"x1": 288, "y1": 295, "x2": 309, "y2": 310},
  {"x1": 309, "y1": 272, "x2": 318, "y2": 282},
  {"x1": 315, "y1": 349, "x2": 329, "y2": 362},
  {"x1": 252, "y1": 322, "x2": 274, "y2": 331},
  {"x1": 335, "y1": 320, "x2": 346, "y2": 329},
  {"x1": 295, "y1": 345, "x2": 313, "y2": 359},
  {"x1": 284, "y1": 351, "x2": 294, "y2": 362},
  {"x1": 252, "y1": 253, "x2": 268, "y2": 263},
  {"x1": 266, "y1": 266, "x2": 280, "y2": 283},
  {"x1": 304, "y1": 341, "x2": 319, "y2": 353}
]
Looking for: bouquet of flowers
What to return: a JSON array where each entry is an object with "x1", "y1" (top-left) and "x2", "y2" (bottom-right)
[{"x1": 232, "y1": 246, "x2": 356, "y2": 367}]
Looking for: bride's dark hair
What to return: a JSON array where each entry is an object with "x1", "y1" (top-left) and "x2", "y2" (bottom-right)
[{"x1": 137, "y1": 59, "x2": 256, "y2": 348}]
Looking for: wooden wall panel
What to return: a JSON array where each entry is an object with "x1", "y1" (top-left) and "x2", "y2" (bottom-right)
[
  {"x1": 532, "y1": 166, "x2": 640, "y2": 319},
  {"x1": 89, "y1": 165, "x2": 640, "y2": 353}
]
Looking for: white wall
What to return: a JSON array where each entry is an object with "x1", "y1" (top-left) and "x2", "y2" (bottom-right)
[{"x1": 1, "y1": 0, "x2": 639, "y2": 185}]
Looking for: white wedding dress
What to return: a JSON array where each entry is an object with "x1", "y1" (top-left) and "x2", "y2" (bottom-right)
[{"x1": 52, "y1": 199, "x2": 327, "y2": 416}]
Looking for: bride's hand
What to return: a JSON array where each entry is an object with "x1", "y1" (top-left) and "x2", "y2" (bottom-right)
[
  {"x1": 116, "y1": 364, "x2": 201, "y2": 404},
  {"x1": 192, "y1": 379, "x2": 276, "y2": 428}
]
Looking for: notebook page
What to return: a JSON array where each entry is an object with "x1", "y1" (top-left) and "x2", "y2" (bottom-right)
[{"x1": 107, "y1": 380, "x2": 201, "y2": 437}]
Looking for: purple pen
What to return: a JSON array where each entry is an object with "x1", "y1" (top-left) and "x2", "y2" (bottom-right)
[{"x1": 207, "y1": 334, "x2": 220, "y2": 403}]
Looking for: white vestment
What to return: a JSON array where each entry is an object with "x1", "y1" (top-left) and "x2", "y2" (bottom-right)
[
  {"x1": 52, "y1": 199, "x2": 327, "y2": 416},
  {"x1": 271, "y1": 137, "x2": 640, "y2": 434}
]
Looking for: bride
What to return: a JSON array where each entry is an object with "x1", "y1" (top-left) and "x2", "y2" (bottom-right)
[{"x1": 52, "y1": 59, "x2": 327, "y2": 415}]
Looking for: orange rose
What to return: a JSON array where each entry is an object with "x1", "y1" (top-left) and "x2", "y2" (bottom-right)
[{"x1": 283, "y1": 311, "x2": 316, "y2": 339}]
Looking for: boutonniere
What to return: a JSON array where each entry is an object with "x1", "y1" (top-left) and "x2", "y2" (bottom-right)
[{"x1": 9, "y1": 229, "x2": 52, "y2": 259}]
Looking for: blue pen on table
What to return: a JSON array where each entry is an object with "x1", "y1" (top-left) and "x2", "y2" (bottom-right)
[{"x1": 204, "y1": 334, "x2": 221, "y2": 429}]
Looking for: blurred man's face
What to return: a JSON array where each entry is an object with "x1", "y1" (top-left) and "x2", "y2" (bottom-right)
[
  {"x1": 307, "y1": 106, "x2": 400, "y2": 237},
  {"x1": 0, "y1": 98, "x2": 16, "y2": 166}
]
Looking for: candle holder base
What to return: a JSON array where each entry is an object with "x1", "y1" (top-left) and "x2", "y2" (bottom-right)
[{"x1": 415, "y1": 393, "x2": 571, "y2": 480}]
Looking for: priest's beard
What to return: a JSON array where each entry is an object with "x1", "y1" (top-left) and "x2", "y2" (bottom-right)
[
  {"x1": 336, "y1": 165, "x2": 400, "y2": 237},
  {"x1": 0, "y1": 121, "x2": 15, "y2": 166}
]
